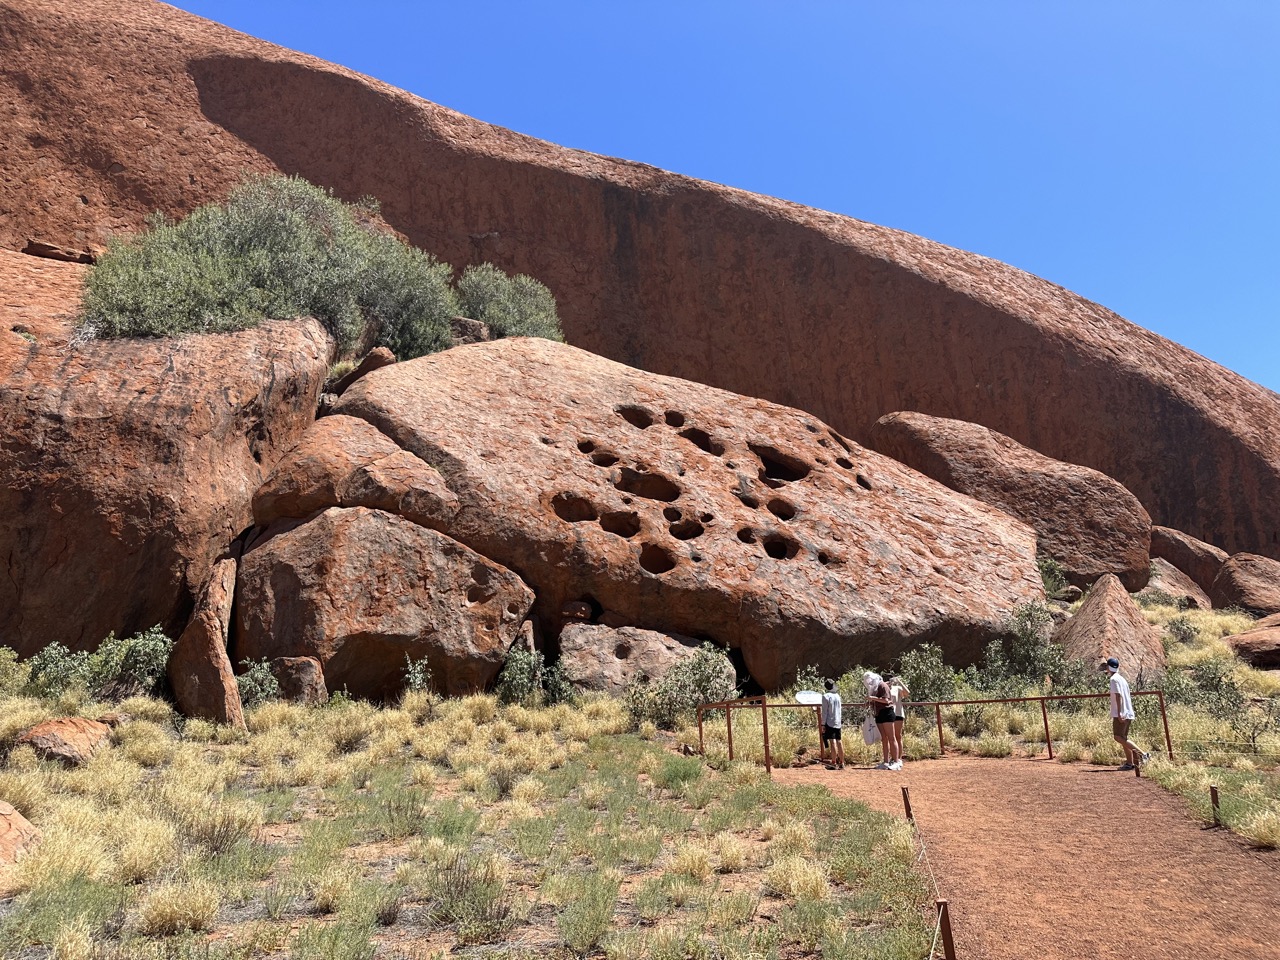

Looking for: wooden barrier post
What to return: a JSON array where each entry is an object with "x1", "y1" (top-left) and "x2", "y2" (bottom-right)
[
  {"x1": 1210, "y1": 784, "x2": 1221, "y2": 826},
  {"x1": 697, "y1": 707, "x2": 705, "y2": 756},
  {"x1": 1157, "y1": 690, "x2": 1174, "y2": 760},
  {"x1": 936, "y1": 899, "x2": 957, "y2": 960},
  {"x1": 935, "y1": 703, "x2": 946, "y2": 756},
  {"x1": 1041, "y1": 698, "x2": 1053, "y2": 760},
  {"x1": 726, "y1": 705, "x2": 734, "y2": 762},
  {"x1": 761, "y1": 699, "x2": 772, "y2": 774},
  {"x1": 901, "y1": 785, "x2": 914, "y2": 822}
]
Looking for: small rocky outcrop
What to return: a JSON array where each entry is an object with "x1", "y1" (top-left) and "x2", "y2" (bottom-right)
[
  {"x1": 333, "y1": 339, "x2": 1045, "y2": 689},
  {"x1": 1136, "y1": 558, "x2": 1211, "y2": 611},
  {"x1": 0, "y1": 802, "x2": 41, "y2": 865},
  {"x1": 270, "y1": 657, "x2": 328, "y2": 704},
  {"x1": 16, "y1": 717, "x2": 112, "y2": 766},
  {"x1": 1053, "y1": 575, "x2": 1165, "y2": 682},
  {"x1": 1150, "y1": 526, "x2": 1229, "y2": 598},
  {"x1": 234, "y1": 507, "x2": 534, "y2": 698},
  {"x1": 559, "y1": 625, "x2": 724, "y2": 694},
  {"x1": 168, "y1": 558, "x2": 245, "y2": 728},
  {"x1": 251, "y1": 415, "x2": 457, "y2": 531},
  {"x1": 1225, "y1": 628, "x2": 1280, "y2": 671},
  {"x1": 330, "y1": 347, "x2": 396, "y2": 395},
  {"x1": 869, "y1": 412, "x2": 1152, "y2": 591},
  {"x1": 1210, "y1": 554, "x2": 1280, "y2": 617}
]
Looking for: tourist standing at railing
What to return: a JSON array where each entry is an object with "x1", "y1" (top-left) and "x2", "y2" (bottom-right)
[
  {"x1": 889, "y1": 675, "x2": 910, "y2": 768},
  {"x1": 865, "y1": 671, "x2": 903, "y2": 770},
  {"x1": 1104, "y1": 657, "x2": 1151, "y2": 771},
  {"x1": 820, "y1": 678, "x2": 844, "y2": 770}
]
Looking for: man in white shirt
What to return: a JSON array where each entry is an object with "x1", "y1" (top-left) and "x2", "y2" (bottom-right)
[
  {"x1": 821, "y1": 678, "x2": 844, "y2": 770},
  {"x1": 1105, "y1": 657, "x2": 1150, "y2": 770}
]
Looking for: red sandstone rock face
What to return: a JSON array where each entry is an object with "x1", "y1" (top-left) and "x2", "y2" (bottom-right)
[
  {"x1": 5, "y1": 0, "x2": 1280, "y2": 561},
  {"x1": 1053, "y1": 575, "x2": 1165, "y2": 682},
  {"x1": 1136, "y1": 558, "x2": 1211, "y2": 612},
  {"x1": 0, "y1": 252, "x2": 330, "y2": 655},
  {"x1": 0, "y1": 802, "x2": 40, "y2": 865},
  {"x1": 16, "y1": 717, "x2": 111, "y2": 766},
  {"x1": 558, "y1": 625, "x2": 725, "y2": 695},
  {"x1": 234, "y1": 507, "x2": 534, "y2": 698},
  {"x1": 333, "y1": 339, "x2": 1044, "y2": 689},
  {"x1": 1211, "y1": 554, "x2": 1280, "y2": 617},
  {"x1": 869, "y1": 412, "x2": 1151, "y2": 591},
  {"x1": 1225, "y1": 628, "x2": 1280, "y2": 671},
  {"x1": 168, "y1": 558, "x2": 245, "y2": 728},
  {"x1": 1150, "y1": 526, "x2": 1229, "y2": 598},
  {"x1": 270, "y1": 657, "x2": 328, "y2": 705}
]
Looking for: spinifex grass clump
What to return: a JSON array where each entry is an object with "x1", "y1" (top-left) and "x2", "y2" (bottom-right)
[{"x1": 78, "y1": 174, "x2": 563, "y2": 359}]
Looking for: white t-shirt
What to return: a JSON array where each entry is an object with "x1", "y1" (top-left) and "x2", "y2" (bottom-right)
[
  {"x1": 1109, "y1": 672, "x2": 1135, "y2": 720},
  {"x1": 821, "y1": 691, "x2": 842, "y2": 728},
  {"x1": 890, "y1": 683, "x2": 907, "y2": 719}
]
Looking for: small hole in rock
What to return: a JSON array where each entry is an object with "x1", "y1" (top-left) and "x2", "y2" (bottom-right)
[
  {"x1": 467, "y1": 584, "x2": 496, "y2": 604},
  {"x1": 700, "y1": 512, "x2": 714, "y2": 523},
  {"x1": 749, "y1": 443, "x2": 811, "y2": 484},
  {"x1": 836, "y1": 457, "x2": 854, "y2": 470},
  {"x1": 540, "y1": 437, "x2": 555, "y2": 445},
  {"x1": 737, "y1": 493, "x2": 759, "y2": 509},
  {"x1": 818, "y1": 552, "x2": 832, "y2": 565},
  {"x1": 591, "y1": 451, "x2": 619, "y2": 467},
  {"x1": 577, "y1": 440, "x2": 596, "y2": 454},
  {"x1": 856, "y1": 474, "x2": 873, "y2": 491},
  {"x1": 830, "y1": 432, "x2": 853, "y2": 453},
  {"x1": 805, "y1": 423, "x2": 819, "y2": 433},
  {"x1": 599, "y1": 511, "x2": 641, "y2": 538},
  {"x1": 737, "y1": 528, "x2": 757, "y2": 544},
  {"x1": 552, "y1": 492, "x2": 597, "y2": 523},
  {"x1": 663, "y1": 507, "x2": 682, "y2": 522},
  {"x1": 665, "y1": 411, "x2": 686, "y2": 427},
  {"x1": 690, "y1": 553, "x2": 703, "y2": 562},
  {"x1": 617, "y1": 405, "x2": 655, "y2": 429},
  {"x1": 614, "y1": 642, "x2": 632, "y2": 660},
  {"x1": 678, "y1": 427, "x2": 725, "y2": 456},
  {"x1": 507, "y1": 601, "x2": 522, "y2": 614},
  {"x1": 762, "y1": 533, "x2": 800, "y2": 560},
  {"x1": 615, "y1": 467, "x2": 681, "y2": 502},
  {"x1": 669, "y1": 519, "x2": 704, "y2": 541},
  {"x1": 639, "y1": 543, "x2": 677, "y2": 575},
  {"x1": 818, "y1": 438, "x2": 831, "y2": 448},
  {"x1": 766, "y1": 499, "x2": 796, "y2": 521}
]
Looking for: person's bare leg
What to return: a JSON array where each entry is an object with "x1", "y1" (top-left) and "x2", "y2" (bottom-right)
[
  {"x1": 878, "y1": 724, "x2": 892, "y2": 764},
  {"x1": 835, "y1": 738, "x2": 844, "y2": 768},
  {"x1": 893, "y1": 720, "x2": 905, "y2": 763}
]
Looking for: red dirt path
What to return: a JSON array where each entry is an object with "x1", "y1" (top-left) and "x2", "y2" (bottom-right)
[{"x1": 774, "y1": 757, "x2": 1278, "y2": 960}]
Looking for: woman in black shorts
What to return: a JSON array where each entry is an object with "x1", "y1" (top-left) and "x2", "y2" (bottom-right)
[{"x1": 863, "y1": 671, "x2": 900, "y2": 770}]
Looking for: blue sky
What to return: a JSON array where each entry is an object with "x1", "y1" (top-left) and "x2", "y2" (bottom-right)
[{"x1": 169, "y1": 1, "x2": 1280, "y2": 393}]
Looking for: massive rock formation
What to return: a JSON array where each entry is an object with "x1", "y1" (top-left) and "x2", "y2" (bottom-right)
[
  {"x1": 0, "y1": 249, "x2": 329, "y2": 655},
  {"x1": 317, "y1": 338, "x2": 1044, "y2": 688},
  {"x1": 4, "y1": 0, "x2": 1280, "y2": 562},
  {"x1": 1053, "y1": 575, "x2": 1165, "y2": 682},
  {"x1": 1150, "y1": 526, "x2": 1229, "y2": 598},
  {"x1": 869, "y1": 412, "x2": 1151, "y2": 590}
]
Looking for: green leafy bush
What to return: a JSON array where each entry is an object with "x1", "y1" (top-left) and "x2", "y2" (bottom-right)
[
  {"x1": 896, "y1": 643, "x2": 959, "y2": 703},
  {"x1": 1036, "y1": 555, "x2": 1069, "y2": 598},
  {"x1": 403, "y1": 655, "x2": 433, "y2": 693},
  {"x1": 456, "y1": 263, "x2": 563, "y2": 341},
  {"x1": 494, "y1": 647, "x2": 576, "y2": 707},
  {"x1": 1160, "y1": 656, "x2": 1244, "y2": 719},
  {"x1": 78, "y1": 175, "x2": 563, "y2": 359},
  {"x1": 624, "y1": 644, "x2": 737, "y2": 730},
  {"x1": 24, "y1": 627, "x2": 173, "y2": 699},
  {"x1": 976, "y1": 602, "x2": 1093, "y2": 694},
  {"x1": 236, "y1": 659, "x2": 281, "y2": 709}
]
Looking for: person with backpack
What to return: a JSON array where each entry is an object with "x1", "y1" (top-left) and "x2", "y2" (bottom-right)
[{"x1": 820, "y1": 678, "x2": 844, "y2": 769}]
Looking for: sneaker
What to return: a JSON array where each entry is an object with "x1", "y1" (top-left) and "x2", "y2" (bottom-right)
[
  {"x1": 1118, "y1": 762, "x2": 1135, "y2": 771},
  {"x1": 890, "y1": 760, "x2": 903, "y2": 770},
  {"x1": 1139, "y1": 752, "x2": 1152, "y2": 765},
  {"x1": 875, "y1": 762, "x2": 891, "y2": 770}
]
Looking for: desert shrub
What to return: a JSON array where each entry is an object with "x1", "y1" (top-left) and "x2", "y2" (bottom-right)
[
  {"x1": 1036, "y1": 555, "x2": 1068, "y2": 598},
  {"x1": 0, "y1": 648, "x2": 30, "y2": 698},
  {"x1": 23, "y1": 627, "x2": 172, "y2": 700},
  {"x1": 236, "y1": 659, "x2": 281, "y2": 710},
  {"x1": 403, "y1": 655, "x2": 433, "y2": 693},
  {"x1": 624, "y1": 645, "x2": 737, "y2": 729},
  {"x1": 495, "y1": 647, "x2": 542, "y2": 706},
  {"x1": 977, "y1": 602, "x2": 1093, "y2": 694},
  {"x1": 1166, "y1": 616, "x2": 1199, "y2": 646},
  {"x1": 896, "y1": 644, "x2": 959, "y2": 703},
  {"x1": 456, "y1": 262, "x2": 563, "y2": 341},
  {"x1": 1159, "y1": 656, "x2": 1244, "y2": 719}
]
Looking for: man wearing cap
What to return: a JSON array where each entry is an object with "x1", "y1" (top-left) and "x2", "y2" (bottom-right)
[{"x1": 1104, "y1": 657, "x2": 1150, "y2": 770}]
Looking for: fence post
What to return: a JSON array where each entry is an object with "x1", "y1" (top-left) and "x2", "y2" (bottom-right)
[
  {"x1": 935, "y1": 703, "x2": 946, "y2": 756},
  {"x1": 697, "y1": 707, "x2": 705, "y2": 756},
  {"x1": 726, "y1": 704, "x2": 734, "y2": 762},
  {"x1": 1210, "y1": 784, "x2": 1220, "y2": 826},
  {"x1": 901, "y1": 785, "x2": 914, "y2": 822},
  {"x1": 1041, "y1": 698, "x2": 1053, "y2": 760},
  {"x1": 936, "y1": 899, "x2": 957, "y2": 960},
  {"x1": 1157, "y1": 690, "x2": 1174, "y2": 760},
  {"x1": 761, "y1": 698, "x2": 772, "y2": 775}
]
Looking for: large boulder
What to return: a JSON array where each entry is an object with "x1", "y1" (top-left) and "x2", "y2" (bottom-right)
[
  {"x1": 1225, "y1": 628, "x2": 1280, "y2": 671},
  {"x1": 1210, "y1": 554, "x2": 1280, "y2": 617},
  {"x1": 16, "y1": 717, "x2": 112, "y2": 766},
  {"x1": 1150, "y1": 526, "x2": 1229, "y2": 598},
  {"x1": 559, "y1": 624, "x2": 727, "y2": 695},
  {"x1": 869, "y1": 412, "x2": 1151, "y2": 590},
  {"x1": 234, "y1": 506, "x2": 534, "y2": 698},
  {"x1": 6, "y1": 0, "x2": 1280, "y2": 562},
  {"x1": 0, "y1": 251, "x2": 330, "y2": 655},
  {"x1": 269, "y1": 657, "x2": 328, "y2": 705},
  {"x1": 1135, "y1": 558, "x2": 1211, "y2": 612},
  {"x1": 0, "y1": 802, "x2": 41, "y2": 866},
  {"x1": 1053, "y1": 575, "x2": 1165, "y2": 683},
  {"x1": 168, "y1": 558, "x2": 245, "y2": 728},
  {"x1": 332, "y1": 338, "x2": 1044, "y2": 688}
]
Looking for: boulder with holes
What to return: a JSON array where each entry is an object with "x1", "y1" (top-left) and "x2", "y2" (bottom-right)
[
  {"x1": 233, "y1": 506, "x2": 533, "y2": 698},
  {"x1": 1053, "y1": 574, "x2": 1165, "y2": 682},
  {"x1": 869, "y1": 411, "x2": 1152, "y2": 591},
  {"x1": 328, "y1": 338, "x2": 1044, "y2": 689},
  {"x1": 558, "y1": 624, "x2": 728, "y2": 694}
]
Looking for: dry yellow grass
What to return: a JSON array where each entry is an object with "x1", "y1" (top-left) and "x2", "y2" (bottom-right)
[
  {"x1": 137, "y1": 879, "x2": 220, "y2": 935},
  {"x1": 765, "y1": 855, "x2": 829, "y2": 900}
]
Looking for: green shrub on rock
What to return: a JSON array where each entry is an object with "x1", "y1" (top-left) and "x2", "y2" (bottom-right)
[
  {"x1": 456, "y1": 263, "x2": 563, "y2": 341},
  {"x1": 624, "y1": 644, "x2": 737, "y2": 729}
]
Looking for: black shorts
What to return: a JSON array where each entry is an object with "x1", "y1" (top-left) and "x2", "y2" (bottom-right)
[
  {"x1": 875, "y1": 707, "x2": 897, "y2": 725},
  {"x1": 822, "y1": 725, "x2": 842, "y2": 742}
]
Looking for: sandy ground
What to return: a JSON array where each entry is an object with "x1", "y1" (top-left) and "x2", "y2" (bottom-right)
[{"x1": 774, "y1": 757, "x2": 1279, "y2": 960}]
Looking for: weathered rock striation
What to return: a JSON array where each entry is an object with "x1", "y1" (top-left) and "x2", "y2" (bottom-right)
[
  {"x1": 168, "y1": 558, "x2": 245, "y2": 728},
  {"x1": 1211, "y1": 554, "x2": 1280, "y2": 618},
  {"x1": 1053, "y1": 575, "x2": 1165, "y2": 682},
  {"x1": 0, "y1": 252, "x2": 330, "y2": 656},
  {"x1": 869, "y1": 412, "x2": 1151, "y2": 590},
  {"x1": 323, "y1": 338, "x2": 1045, "y2": 688},
  {"x1": 4, "y1": 0, "x2": 1280, "y2": 560},
  {"x1": 1150, "y1": 526, "x2": 1229, "y2": 599}
]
